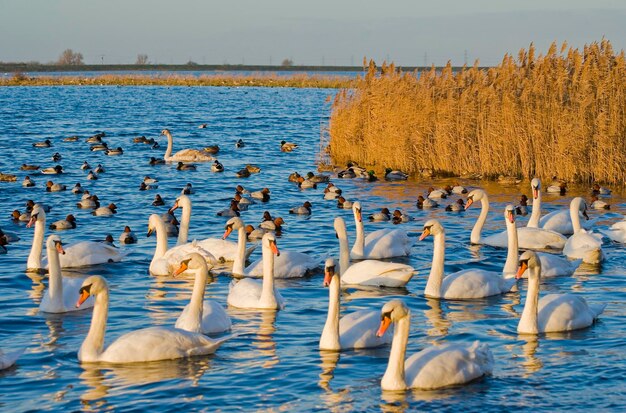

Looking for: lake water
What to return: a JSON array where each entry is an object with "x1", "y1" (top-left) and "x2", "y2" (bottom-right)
[{"x1": 0, "y1": 86, "x2": 624, "y2": 412}]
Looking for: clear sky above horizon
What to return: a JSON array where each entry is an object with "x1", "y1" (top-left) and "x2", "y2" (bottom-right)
[{"x1": 1, "y1": 0, "x2": 625, "y2": 67}]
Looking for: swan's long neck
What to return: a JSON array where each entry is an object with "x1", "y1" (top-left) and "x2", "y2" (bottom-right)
[
  {"x1": 164, "y1": 132, "x2": 173, "y2": 160},
  {"x1": 259, "y1": 244, "x2": 277, "y2": 308},
  {"x1": 518, "y1": 268, "x2": 540, "y2": 334},
  {"x1": 527, "y1": 191, "x2": 541, "y2": 228},
  {"x1": 570, "y1": 200, "x2": 582, "y2": 233},
  {"x1": 425, "y1": 230, "x2": 445, "y2": 298},
  {"x1": 232, "y1": 225, "x2": 247, "y2": 276},
  {"x1": 79, "y1": 288, "x2": 109, "y2": 362},
  {"x1": 177, "y1": 199, "x2": 192, "y2": 245},
  {"x1": 319, "y1": 273, "x2": 341, "y2": 350},
  {"x1": 27, "y1": 218, "x2": 45, "y2": 271},
  {"x1": 381, "y1": 311, "x2": 410, "y2": 391},
  {"x1": 503, "y1": 218, "x2": 519, "y2": 276},
  {"x1": 187, "y1": 265, "x2": 208, "y2": 333},
  {"x1": 352, "y1": 213, "x2": 365, "y2": 257},
  {"x1": 336, "y1": 224, "x2": 351, "y2": 277},
  {"x1": 46, "y1": 243, "x2": 63, "y2": 309},
  {"x1": 152, "y1": 218, "x2": 168, "y2": 262},
  {"x1": 470, "y1": 196, "x2": 489, "y2": 244}
]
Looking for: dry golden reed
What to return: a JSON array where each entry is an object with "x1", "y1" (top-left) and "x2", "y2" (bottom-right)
[{"x1": 328, "y1": 40, "x2": 626, "y2": 185}]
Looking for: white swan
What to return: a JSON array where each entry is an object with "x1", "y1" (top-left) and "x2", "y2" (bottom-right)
[
  {"x1": 535, "y1": 179, "x2": 593, "y2": 234},
  {"x1": 376, "y1": 300, "x2": 493, "y2": 390},
  {"x1": 170, "y1": 195, "x2": 254, "y2": 261},
  {"x1": 0, "y1": 347, "x2": 24, "y2": 370},
  {"x1": 466, "y1": 189, "x2": 566, "y2": 250},
  {"x1": 147, "y1": 214, "x2": 217, "y2": 276},
  {"x1": 26, "y1": 205, "x2": 126, "y2": 271},
  {"x1": 599, "y1": 217, "x2": 626, "y2": 243},
  {"x1": 319, "y1": 258, "x2": 393, "y2": 351},
  {"x1": 39, "y1": 235, "x2": 95, "y2": 313},
  {"x1": 563, "y1": 198, "x2": 604, "y2": 264},
  {"x1": 161, "y1": 129, "x2": 214, "y2": 162},
  {"x1": 526, "y1": 178, "x2": 542, "y2": 228},
  {"x1": 516, "y1": 251, "x2": 606, "y2": 334},
  {"x1": 224, "y1": 217, "x2": 317, "y2": 278},
  {"x1": 173, "y1": 253, "x2": 232, "y2": 334},
  {"x1": 350, "y1": 202, "x2": 413, "y2": 259},
  {"x1": 334, "y1": 217, "x2": 414, "y2": 287},
  {"x1": 503, "y1": 205, "x2": 581, "y2": 278},
  {"x1": 227, "y1": 233, "x2": 285, "y2": 310},
  {"x1": 420, "y1": 219, "x2": 515, "y2": 299},
  {"x1": 76, "y1": 275, "x2": 230, "y2": 363}
]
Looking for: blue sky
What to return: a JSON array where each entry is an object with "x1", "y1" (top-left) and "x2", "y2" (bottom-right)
[{"x1": 1, "y1": 0, "x2": 625, "y2": 66}]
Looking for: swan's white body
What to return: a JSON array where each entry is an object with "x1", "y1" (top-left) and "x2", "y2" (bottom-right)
[
  {"x1": 0, "y1": 348, "x2": 24, "y2": 370},
  {"x1": 227, "y1": 233, "x2": 285, "y2": 310},
  {"x1": 563, "y1": 198, "x2": 604, "y2": 264},
  {"x1": 516, "y1": 251, "x2": 605, "y2": 334},
  {"x1": 466, "y1": 189, "x2": 566, "y2": 250},
  {"x1": 27, "y1": 206, "x2": 126, "y2": 271},
  {"x1": 173, "y1": 254, "x2": 232, "y2": 334},
  {"x1": 148, "y1": 214, "x2": 217, "y2": 276},
  {"x1": 600, "y1": 218, "x2": 626, "y2": 243},
  {"x1": 40, "y1": 235, "x2": 95, "y2": 313},
  {"x1": 421, "y1": 219, "x2": 515, "y2": 299},
  {"x1": 335, "y1": 217, "x2": 414, "y2": 287},
  {"x1": 161, "y1": 129, "x2": 214, "y2": 162},
  {"x1": 76, "y1": 276, "x2": 230, "y2": 363},
  {"x1": 350, "y1": 202, "x2": 412, "y2": 259},
  {"x1": 377, "y1": 300, "x2": 493, "y2": 390},
  {"x1": 539, "y1": 209, "x2": 593, "y2": 235},
  {"x1": 319, "y1": 258, "x2": 392, "y2": 351}
]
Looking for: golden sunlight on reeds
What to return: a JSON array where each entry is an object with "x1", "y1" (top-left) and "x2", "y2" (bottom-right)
[{"x1": 328, "y1": 40, "x2": 626, "y2": 185}]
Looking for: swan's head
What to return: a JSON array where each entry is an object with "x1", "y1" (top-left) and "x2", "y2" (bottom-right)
[
  {"x1": 333, "y1": 216, "x2": 347, "y2": 237},
  {"x1": 419, "y1": 219, "x2": 443, "y2": 241},
  {"x1": 377, "y1": 300, "x2": 409, "y2": 337},
  {"x1": 505, "y1": 205, "x2": 516, "y2": 224},
  {"x1": 223, "y1": 217, "x2": 244, "y2": 239},
  {"x1": 517, "y1": 250, "x2": 541, "y2": 280},
  {"x1": 531, "y1": 178, "x2": 541, "y2": 199},
  {"x1": 147, "y1": 214, "x2": 162, "y2": 237},
  {"x1": 46, "y1": 234, "x2": 65, "y2": 255},
  {"x1": 572, "y1": 197, "x2": 590, "y2": 220},
  {"x1": 262, "y1": 233, "x2": 280, "y2": 256},
  {"x1": 173, "y1": 252, "x2": 211, "y2": 277},
  {"x1": 465, "y1": 189, "x2": 486, "y2": 210},
  {"x1": 323, "y1": 257, "x2": 336, "y2": 287},
  {"x1": 352, "y1": 201, "x2": 362, "y2": 222},
  {"x1": 169, "y1": 194, "x2": 188, "y2": 214},
  {"x1": 160, "y1": 129, "x2": 171, "y2": 136},
  {"x1": 27, "y1": 204, "x2": 46, "y2": 228},
  {"x1": 76, "y1": 275, "x2": 108, "y2": 308}
]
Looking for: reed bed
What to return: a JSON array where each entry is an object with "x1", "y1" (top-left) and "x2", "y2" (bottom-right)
[
  {"x1": 1, "y1": 72, "x2": 353, "y2": 89},
  {"x1": 328, "y1": 40, "x2": 626, "y2": 185}
]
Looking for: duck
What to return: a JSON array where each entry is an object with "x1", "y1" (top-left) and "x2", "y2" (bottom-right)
[
  {"x1": 336, "y1": 196, "x2": 353, "y2": 209},
  {"x1": 119, "y1": 226, "x2": 138, "y2": 244},
  {"x1": 235, "y1": 168, "x2": 250, "y2": 178},
  {"x1": 288, "y1": 171, "x2": 301, "y2": 182},
  {"x1": 41, "y1": 165, "x2": 63, "y2": 175},
  {"x1": 235, "y1": 184, "x2": 249, "y2": 194},
  {"x1": 515, "y1": 194, "x2": 529, "y2": 216},
  {"x1": 546, "y1": 180, "x2": 567, "y2": 195},
  {"x1": 161, "y1": 129, "x2": 214, "y2": 162},
  {"x1": 100, "y1": 234, "x2": 116, "y2": 247},
  {"x1": 515, "y1": 251, "x2": 606, "y2": 334},
  {"x1": 324, "y1": 187, "x2": 341, "y2": 200},
  {"x1": 245, "y1": 225, "x2": 266, "y2": 240},
  {"x1": 147, "y1": 214, "x2": 217, "y2": 276},
  {"x1": 77, "y1": 195, "x2": 100, "y2": 209},
  {"x1": 203, "y1": 145, "x2": 220, "y2": 154},
  {"x1": 451, "y1": 184, "x2": 468, "y2": 194},
  {"x1": 51, "y1": 152, "x2": 62, "y2": 162},
  {"x1": 75, "y1": 275, "x2": 231, "y2": 363},
  {"x1": 259, "y1": 217, "x2": 284, "y2": 233},
  {"x1": 235, "y1": 139, "x2": 245, "y2": 148},
  {"x1": 391, "y1": 210, "x2": 414, "y2": 224},
  {"x1": 368, "y1": 207, "x2": 391, "y2": 221},
  {"x1": 86, "y1": 132, "x2": 105, "y2": 143},
  {"x1": 384, "y1": 168, "x2": 409, "y2": 180},
  {"x1": 337, "y1": 166, "x2": 356, "y2": 179},
  {"x1": 289, "y1": 201, "x2": 312, "y2": 215},
  {"x1": 181, "y1": 183, "x2": 195, "y2": 195},
  {"x1": 246, "y1": 164, "x2": 261, "y2": 174},
  {"x1": 465, "y1": 189, "x2": 567, "y2": 250},
  {"x1": 150, "y1": 157, "x2": 166, "y2": 166},
  {"x1": 216, "y1": 200, "x2": 240, "y2": 217},
  {"x1": 427, "y1": 187, "x2": 447, "y2": 199},
  {"x1": 350, "y1": 202, "x2": 413, "y2": 259},
  {"x1": 177, "y1": 162, "x2": 197, "y2": 171},
  {"x1": 225, "y1": 217, "x2": 317, "y2": 278},
  {"x1": 0, "y1": 347, "x2": 25, "y2": 370},
  {"x1": 152, "y1": 194, "x2": 165, "y2": 206},
  {"x1": 94, "y1": 164, "x2": 105, "y2": 173},
  {"x1": 39, "y1": 235, "x2": 95, "y2": 313},
  {"x1": 92, "y1": 203, "x2": 117, "y2": 216},
  {"x1": 251, "y1": 187, "x2": 271, "y2": 202},
  {"x1": 26, "y1": 205, "x2": 126, "y2": 271},
  {"x1": 80, "y1": 161, "x2": 91, "y2": 170},
  {"x1": 71, "y1": 183, "x2": 84, "y2": 194},
  {"x1": 590, "y1": 195, "x2": 610, "y2": 210},
  {"x1": 335, "y1": 217, "x2": 414, "y2": 287},
  {"x1": 319, "y1": 257, "x2": 393, "y2": 351},
  {"x1": 86, "y1": 170, "x2": 98, "y2": 180},
  {"x1": 306, "y1": 172, "x2": 330, "y2": 183},
  {"x1": 419, "y1": 219, "x2": 515, "y2": 298},
  {"x1": 211, "y1": 160, "x2": 224, "y2": 172},
  {"x1": 20, "y1": 164, "x2": 40, "y2": 171},
  {"x1": 173, "y1": 253, "x2": 232, "y2": 334},
  {"x1": 416, "y1": 195, "x2": 438, "y2": 209},
  {"x1": 599, "y1": 217, "x2": 626, "y2": 244},
  {"x1": 90, "y1": 142, "x2": 109, "y2": 151},
  {"x1": 376, "y1": 300, "x2": 493, "y2": 390},
  {"x1": 591, "y1": 183, "x2": 611, "y2": 196},
  {"x1": 26, "y1": 199, "x2": 50, "y2": 213},
  {"x1": 22, "y1": 176, "x2": 35, "y2": 187},
  {"x1": 33, "y1": 139, "x2": 51, "y2": 148},
  {"x1": 445, "y1": 199, "x2": 465, "y2": 212},
  {"x1": 280, "y1": 140, "x2": 298, "y2": 152},
  {"x1": 49, "y1": 214, "x2": 77, "y2": 230},
  {"x1": 198, "y1": 123, "x2": 207, "y2": 129},
  {"x1": 11, "y1": 210, "x2": 30, "y2": 222},
  {"x1": 297, "y1": 176, "x2": 317, "y2": 189},
  {"x1": 46, "y1": 180, "x2": 66, "y2": 192},
  {"x1": 0, "y1": 227, "x2": 19, "y2": 242},
  {"x1": 133, "y1": 136, "x2": 147, "y2": 143},
  {"x1": 227, "y1": 232, "x2": 285, "y2": 309},
  {"x1": 64, "y1": 135, "x2": 80, "y2": 142},
  {"x1": 498, "y1": 175, "x2": 522, "y2": 185},
  {"x1": 563, "y1": 197, "x2": 604, "y2": 264}
]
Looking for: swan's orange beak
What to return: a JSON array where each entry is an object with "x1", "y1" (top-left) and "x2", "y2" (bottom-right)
[
  {"x1": 270, "y1": 240, "x2": 280, "y2": 256},
  {"x1": 27, "y1": 214, "x2": 37, "y2": 228},
  {"x1": 419, "y1": 227, "x2": 431, "y2": 241},
  {"x1": 76, "y1": 288, "x2": 91, "y2": 308},
  {"x1": 323, "y1": 266, "x2": 335, "y2": 287},
  {"x1": 516, "y1": 261, "x2": 528, "y2": 279},
  {"x1": 173, "y1": 261, "x2": 188, "y2": 277},
  {"x1": 147, "y1": 227, "x2": 154, "y2": 237},
  {"x1": 55, "y1": 241, "x2": 65, "y2": 255},
  {"x1": 377, "y1": 316, "x2": 392, "y2": 337},
  {"x1": 168, "y1": 201, "x2": 179, "y2": 215},
  {"x1": 507, "y1": 210, "x2": 515, "y2": 224},
  {"x1": 356, "y1": 208, "x2": 362, "y2": 222},
  {"x1": 533, "y1": 187, "x2": 539, "y2": 199},
  {"x1": 223, "y1": 227, "x2": 233, "y2": 240},
  {"x1": 465, "y1": 198, "x2": 474, "y2": 210}
]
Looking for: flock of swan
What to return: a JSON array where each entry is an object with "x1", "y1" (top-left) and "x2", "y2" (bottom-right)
[{"x1": 1, "y1": 128, "x2": 624, "y2": 394}]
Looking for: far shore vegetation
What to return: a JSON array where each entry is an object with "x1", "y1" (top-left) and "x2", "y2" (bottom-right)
[{"x1": 328, "y1": 40, "x2": 626, "y2": 185}]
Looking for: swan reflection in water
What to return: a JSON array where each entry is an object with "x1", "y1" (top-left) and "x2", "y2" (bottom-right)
[
  {"x1": 517, "y1": 336, "x2": 543, "y2": 376},
  {"x1": 341, "y1": 285, "x2": 410, "y2": 302},
  {"x1": 227, "y1": 309, "x2": 279, "y2": 370},
  {"x1": 423, "y1": 298, "x2": 451, "y2": 337}
]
